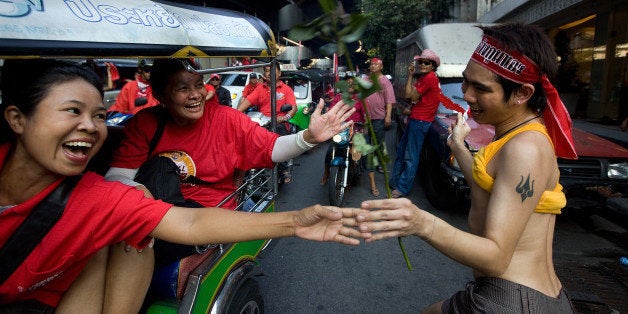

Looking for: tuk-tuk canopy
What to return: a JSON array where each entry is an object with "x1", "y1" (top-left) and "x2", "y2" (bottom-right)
[{"x1": 0, "y1": 0, "x2": 277, "y2": 59}]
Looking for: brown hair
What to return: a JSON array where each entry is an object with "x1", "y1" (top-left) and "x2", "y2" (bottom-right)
[{"x1": 478, "y1": 23, "x2": 558, "y2": 113}]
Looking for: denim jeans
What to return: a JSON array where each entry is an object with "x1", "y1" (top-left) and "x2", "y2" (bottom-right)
[
  {"x1": 366, "y1": 119, "x2": 386, "y2": 172},
  {"x1": 389, "y1": 118, "x2": 431, "y2": 195}
]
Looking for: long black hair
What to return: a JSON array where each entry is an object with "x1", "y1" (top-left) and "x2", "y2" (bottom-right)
[{"x1": 1, "y1": 59, "x2": 104, "y2": 143}]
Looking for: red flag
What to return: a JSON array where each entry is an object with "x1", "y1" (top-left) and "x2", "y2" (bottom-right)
[{"x1": 438, "y1": 91, "x2": 465, "y2": 114}]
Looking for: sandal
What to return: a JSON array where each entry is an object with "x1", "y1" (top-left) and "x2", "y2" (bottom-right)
[
  {"x1": 391, "y1": 189, "x2": 405, "y2": 199},
  {"x1": 282, "y1": 171, "x2": 292, "y2": 184},
  {"x1": 370, "y1": 188, "x2": 380, "y2": 197}
]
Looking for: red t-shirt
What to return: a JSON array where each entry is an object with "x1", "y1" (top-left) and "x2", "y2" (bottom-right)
[
  {"x1": 331, "y1": 93, "x2": 365, "y2": 124},
  {"x1": 242, "y1": 82, "x2": 258, "y2": 98},
  {"x1": 0, "y1": 143, "x2": 172, "y2": 306},
  {"x1": 245, "y1": 81, "x2": 296, "y2": 117},
  {"x1": 205, "y1": 84, "x2": 220, "y2": 107},
  {"x1": 110, "y1": 104, "x2": 279, "y2": 209},
  {"x1": 107, "y1": 79, "x2": 159, "y2": 114},
  {"x1": 410, "y1": 71, "x2": 440, "y2": 122}
]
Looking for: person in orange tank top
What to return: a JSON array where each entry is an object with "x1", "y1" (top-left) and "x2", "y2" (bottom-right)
[{"x1": 355, "y1": 24, "x2": 576, "y2": 313}]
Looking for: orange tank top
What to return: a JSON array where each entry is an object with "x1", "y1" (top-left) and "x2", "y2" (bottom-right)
[{"x1": 472, "y1": 123, "x2": 566, "y2": 214}]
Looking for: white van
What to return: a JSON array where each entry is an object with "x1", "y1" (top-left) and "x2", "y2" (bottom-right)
[{"x1": 213, "y1": 71, "x2": 264, "y2": 108}]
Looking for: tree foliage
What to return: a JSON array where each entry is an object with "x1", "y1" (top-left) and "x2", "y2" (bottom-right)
[{"x1": 358, "y1": 0, "x2": 450, "y2": 72}]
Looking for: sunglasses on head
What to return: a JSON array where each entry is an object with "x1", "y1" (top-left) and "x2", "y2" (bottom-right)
[{"x1": 417, "y1": 60, "x2": 432, "y2": 66}]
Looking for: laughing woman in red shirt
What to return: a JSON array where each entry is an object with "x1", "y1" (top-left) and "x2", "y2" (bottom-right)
[{"x1": 0, "y1": 59, "x2": 362, "y2": 312}]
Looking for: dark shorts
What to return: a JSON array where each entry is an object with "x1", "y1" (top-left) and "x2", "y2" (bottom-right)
[{"x1": 441, "y1": 277, "x2": 575, "y2": 313}]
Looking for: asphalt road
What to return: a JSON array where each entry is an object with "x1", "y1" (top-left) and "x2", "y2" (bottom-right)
[{"x1": 257, "y1": 127, "x2": 628, "y2": 313}]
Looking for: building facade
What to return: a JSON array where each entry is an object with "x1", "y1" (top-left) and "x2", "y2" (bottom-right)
[{"x1": 475, "y1": 0, "x2": 628, "y2": 124}]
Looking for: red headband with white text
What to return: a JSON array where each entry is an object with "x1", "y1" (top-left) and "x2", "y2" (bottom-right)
[{"x1": 471, "y1": 35, "x2": 577, "y2": 159}]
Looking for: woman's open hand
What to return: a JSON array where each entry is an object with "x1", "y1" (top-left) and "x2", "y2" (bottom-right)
[{"x1": 306, "y1": 98, "x2": 356, "y2": 143}]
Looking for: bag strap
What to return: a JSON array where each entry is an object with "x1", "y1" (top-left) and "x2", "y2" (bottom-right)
[
  {"x1": 0, "y1": 175, "x2": 82, "y2": 285},
  {"x1": 147, "y1": 107, "x2": 168, "y2": 159},
  {"x1": 144, "y1": 108, "x2": 213, "y2": 186}
]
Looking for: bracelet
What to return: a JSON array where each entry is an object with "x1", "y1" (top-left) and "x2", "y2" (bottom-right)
[
  {"x1": 296, "y1": 129, "x2": 317, "y2": 150},
  {"x1": 284, "y1": 113, "x2": 292, "y2": 120}
]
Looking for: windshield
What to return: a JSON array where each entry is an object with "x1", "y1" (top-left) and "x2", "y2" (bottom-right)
[
  {"x1": 284, "y1": 79, "x2": 309, "y2": 100},
  {"x1": 220, "y1": 73, "x2": 248, "y2": 87}
]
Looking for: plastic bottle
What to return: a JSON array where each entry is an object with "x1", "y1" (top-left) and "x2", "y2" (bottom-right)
[{"x1": 620, "y1": 256, "x2": 628, "y2": 266}]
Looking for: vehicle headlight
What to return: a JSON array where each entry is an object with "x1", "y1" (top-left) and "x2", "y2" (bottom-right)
[
  {"x1": 608, "y1": 162, "x2": 628, "y2": 179},
  {"x1": 332, "y1": 129, "x2": 350, "y2": 145}
]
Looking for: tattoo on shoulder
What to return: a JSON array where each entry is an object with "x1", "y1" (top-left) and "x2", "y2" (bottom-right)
[{"x1": 515, "y1": 174, "x2": 534, "y2": 202}]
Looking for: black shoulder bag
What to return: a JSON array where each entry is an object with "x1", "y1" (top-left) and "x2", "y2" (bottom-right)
[{"x1": 0, "y1": 175, "x2": 81, "y2": 285}]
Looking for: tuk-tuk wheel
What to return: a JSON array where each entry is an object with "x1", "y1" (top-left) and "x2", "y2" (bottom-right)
[{"x1": 226, "y1": 279, "x2": 264, "y2": 314}]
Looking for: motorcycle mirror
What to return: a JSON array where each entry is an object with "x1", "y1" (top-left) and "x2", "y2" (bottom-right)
[{"x1": 280, "y1": 104, "x2": 293, "y2": 112}]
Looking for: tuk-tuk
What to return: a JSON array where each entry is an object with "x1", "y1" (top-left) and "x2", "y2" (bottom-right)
[
  {"x1": 0, "y1": 1, "x2": 281, "y2": 312},
  {"x1": 280, "y1": 67, "x2": 336, "y2": 130}
]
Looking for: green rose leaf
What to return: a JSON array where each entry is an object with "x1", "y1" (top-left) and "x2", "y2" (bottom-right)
[
  {"x1": 288, "y1": 24, "x2": 318, "y2": 42},
  {"x1": 339, "y1": 14, "x2": 368, "y2": 43},
  {"x1": 318, "y1": 0, "x2": 337, "y2": 14},
  {"x1": 352, "y1": 133, "x2": 378, "y2": 155},
  {"x1": 319, "y1": 43, "x2": 338, "y2": 56}
]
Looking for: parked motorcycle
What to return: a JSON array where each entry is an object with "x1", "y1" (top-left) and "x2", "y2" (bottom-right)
[{"x1": 328, "y1": 124, "x2": 363, "y2": 206}]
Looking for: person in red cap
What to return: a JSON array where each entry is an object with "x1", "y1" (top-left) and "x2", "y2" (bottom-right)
[
  {"x1": 389, "y1": 49, "x2": 442, "y2": 198},
  {"x1": 206, "y1": 73, "x2": 232, "y2": 107},
  {"x1": 356, "y1": 23, "x2": 576, "y2": 313}
]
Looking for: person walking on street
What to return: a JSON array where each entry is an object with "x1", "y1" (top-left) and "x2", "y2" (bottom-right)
[
  {"x1": 356, "y1": 23, "x2": 577, "y2": 313},
  {"x1": 363, "y1": 57, "x2": 395, "y2": 185},
  {"x1": 389, "y1": 49, "x2": 442, "y2": 198},
  {"x1": 107, "y1": 59, "x2": 159, "y2": 114}
]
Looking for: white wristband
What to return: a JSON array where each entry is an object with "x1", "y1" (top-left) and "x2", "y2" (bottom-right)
[{"x1": 296, "y1": 129, "x2": 317, "y2": 150}]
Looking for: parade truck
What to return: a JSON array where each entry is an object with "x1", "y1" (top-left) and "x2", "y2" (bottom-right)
[{"x1": 393, "y1": 23, "x2": 628, "y2": 211}]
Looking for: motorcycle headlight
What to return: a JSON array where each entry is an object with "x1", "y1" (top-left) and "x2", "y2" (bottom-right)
[
  {"x1": 608, "y1": 162, "x2": 628, "y2": 179},
  {"x1": 332, "y1": 129, "x2": 350, "y2": 144}
]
